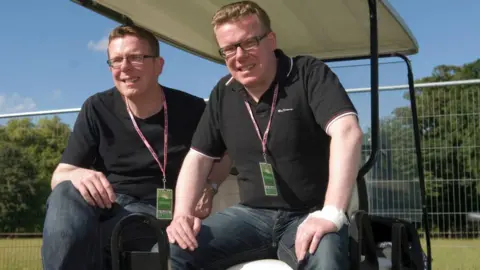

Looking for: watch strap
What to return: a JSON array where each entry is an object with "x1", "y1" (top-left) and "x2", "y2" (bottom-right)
[{"x1": 206, "y1": 179, "x2": 218, "y2": 194}]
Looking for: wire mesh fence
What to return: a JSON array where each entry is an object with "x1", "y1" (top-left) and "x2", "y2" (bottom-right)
[
  {"x1": 0, "y1": 234, "x2": 42, "y2": 270},
  {"x1": 356, "y1": 79, "x2": 480, "y2": 269},
  {"x1": 358, "y1": 81, "x2": 480, "y2": 239}
]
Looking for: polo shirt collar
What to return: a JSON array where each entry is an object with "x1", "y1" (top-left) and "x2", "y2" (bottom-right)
[
  {"x1": 226, "y1": 49, "x2": 293, "y2": 91},
  {"x1": 113, "y1": 84, "x2": 170, "y2": 119}
]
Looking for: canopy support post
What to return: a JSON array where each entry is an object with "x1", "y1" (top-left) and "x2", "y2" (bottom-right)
[{"x1": 393, "y1": 53, "x2": 432, "y2": 270}]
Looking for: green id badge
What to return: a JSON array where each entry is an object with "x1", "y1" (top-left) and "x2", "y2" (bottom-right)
[
  {"x1": 259, "y1": 162, "x2": 278, "y2": 196},
  {"x1": 156, "y1": 188, "x2": 173, "y2": 220}
]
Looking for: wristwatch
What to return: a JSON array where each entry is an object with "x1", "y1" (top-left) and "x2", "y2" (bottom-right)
[{"x1": 206, "y1": 179, "x2": 218, "y2": 195}]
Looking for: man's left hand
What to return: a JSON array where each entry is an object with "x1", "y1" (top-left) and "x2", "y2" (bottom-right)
[
  {"x1": 295, "y1": 216, "x2": 337, "y2": 261},
  {"x1": 193, "y1": 186, "x2": 215, "y2": 219}
]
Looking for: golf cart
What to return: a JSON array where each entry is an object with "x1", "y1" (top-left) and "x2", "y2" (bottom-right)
[{"x1": 71, "y1": 0, "x2": 431, "y2": 269}]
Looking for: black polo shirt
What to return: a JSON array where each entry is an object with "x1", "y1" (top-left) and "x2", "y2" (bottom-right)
[
  {"x1": 60, "y1": 86, "x2": 206, "y2": 200},
  {"x1": 191, "y1": 49, "x2": 357, "y2": 210}
]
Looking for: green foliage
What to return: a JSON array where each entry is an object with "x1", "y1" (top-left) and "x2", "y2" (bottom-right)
[
  {"x1": 0, "y1": 142, "x2": 37, "y2": 232},
  {"x1": 0, "y1": 116, "x2": 71, "y2": 232}
]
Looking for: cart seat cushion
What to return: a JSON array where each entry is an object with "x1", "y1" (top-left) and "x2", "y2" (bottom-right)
[
  {"x1": 225, "y1": 259, "x2": 293, "y2": 270},
  {"x1": 224, "y1": 257, "x2": 394, "y2": 270}
]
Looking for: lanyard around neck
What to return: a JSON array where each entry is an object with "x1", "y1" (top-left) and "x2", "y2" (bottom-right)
[
  {"x1": 243, "y1": 84, "x2": 279, "y2": 162},
  {"x1": 126, "y1": 92, "x2": 168, "y2": 189}
]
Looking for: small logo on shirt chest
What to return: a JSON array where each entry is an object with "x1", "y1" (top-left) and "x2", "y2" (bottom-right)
[{"x1": 277, "y1": 108, "x2": 294, "y2": 113}]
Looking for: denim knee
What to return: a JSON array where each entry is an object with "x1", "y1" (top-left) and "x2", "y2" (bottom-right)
[
  {"x1": 41, "y1": 181, "x2": 103, "y2": 270},
  {"x1": 43, "y1": 181, "x2": 96, "y2": 236},
  {"x1": 47, "y1": 181, "x2": 85, "y2": 205},
  {"x1": 168, "y1": 243, "x2": 198, "y2": 270},
  {"x1": 303, "y1": 225, "x2": 349, "y2": 270}
]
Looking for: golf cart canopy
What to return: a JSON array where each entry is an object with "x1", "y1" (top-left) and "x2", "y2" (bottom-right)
[{"x1": 73, "y1": 0, "x2": 418, "y2": 63}]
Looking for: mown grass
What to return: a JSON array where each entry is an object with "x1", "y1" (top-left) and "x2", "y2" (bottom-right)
[
  {"x1": 0, "y1": 238, "x2": 42, "y2": 270},
  {"x1": 420, "y1": 238, "x2": 480, "y2": 270},
  {"x1": 0, "y1": 238, "x2": 479, "y2": 269}
]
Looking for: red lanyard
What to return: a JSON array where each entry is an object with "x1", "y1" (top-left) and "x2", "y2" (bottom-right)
[
  {"x1": 244, "y1": 84, "x2": 279, "y2": 162},
  {"x1": 126, "y1": 92, "x2": 168, "y2": 189}
]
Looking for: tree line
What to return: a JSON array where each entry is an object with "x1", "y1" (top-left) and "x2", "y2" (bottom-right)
[
  {"x1": 0, "y1": 59, "x2": 479, "y2": 236},
  {"x1": 0, "y1": 116, "x2": 70, "y2": 233}
]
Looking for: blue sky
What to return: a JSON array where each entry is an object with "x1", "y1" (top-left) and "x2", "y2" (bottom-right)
[{"x1": 0, "y1": 0, "x2": 478, "y2": 130}]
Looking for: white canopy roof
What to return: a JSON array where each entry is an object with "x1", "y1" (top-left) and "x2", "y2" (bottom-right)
[{"x1": 77, "y1": 0, "x2": 418, "y2": 63}]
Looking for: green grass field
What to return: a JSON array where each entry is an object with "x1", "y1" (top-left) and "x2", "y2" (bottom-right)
[
  {"x1": 0, "y1": 238, "x2": 479, "y2": 269},
  {"x1": 0, "y1": 238, "x2": 42, "y2": 270},
  {"x1": 420, "y1": 239, "x2": 480, "y2": 270}
]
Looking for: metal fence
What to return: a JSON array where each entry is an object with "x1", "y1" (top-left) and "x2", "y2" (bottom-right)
[
  {"x1": 1, "y1": 79, "x2": 480, "y2": 269},
  {"x1": 353, "y1": 79, "x2": 480, "y2": 240},
  {"x1": 352, "y1": 79, "x2": 480, "y2": 270}
]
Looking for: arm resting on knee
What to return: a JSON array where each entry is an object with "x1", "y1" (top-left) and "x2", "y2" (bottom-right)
[{"x1": 51, "y1": 163, "x2": 83, "y2": 190}]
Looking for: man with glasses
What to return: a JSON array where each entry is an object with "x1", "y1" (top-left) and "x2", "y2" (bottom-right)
[
  {"x1": 41, "y1": 24, "x2": 230, "y2": 270},
  {"x1": 166, "y1": 1, "x2": 363, "y2": 269}
]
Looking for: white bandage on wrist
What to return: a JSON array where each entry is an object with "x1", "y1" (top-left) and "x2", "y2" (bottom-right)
[{"x1": 309, "y1": 205, "x2": 349, "y2": 231}]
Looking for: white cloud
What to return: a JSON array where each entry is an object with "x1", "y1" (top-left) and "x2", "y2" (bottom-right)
[
  {"x1": 87, "y1": 36, "x2": 108, "y2": 52},
  {"x1": 0, "y1": 93, "x2": 37, "y2": 114}
]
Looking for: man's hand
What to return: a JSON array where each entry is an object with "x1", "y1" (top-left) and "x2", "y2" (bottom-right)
[
  {"x1": 166, "y1": 214, "x2": 201, "y2": 251},
  {"x1": 69, "y1": 168, "x2": 116, "y2": 209},
  {"x1": 295, "y1": 216, "x2": 337, "y2": 261}
]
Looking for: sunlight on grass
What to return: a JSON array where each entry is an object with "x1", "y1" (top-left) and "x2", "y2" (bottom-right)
[
  {"x1": 0, "y1": 238, "x2": 42, "y2": 270},
  {"x1": 421, "y1": 239, "x2": 480, "y2": 270}
]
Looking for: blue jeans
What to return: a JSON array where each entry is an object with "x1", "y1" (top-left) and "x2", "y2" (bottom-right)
[
  {"x1": 41, "y1": 181, "x2": 157, "y2": 270},
  {"x1": 169, "y1": 204, "x2": 349, "y2": 270}
]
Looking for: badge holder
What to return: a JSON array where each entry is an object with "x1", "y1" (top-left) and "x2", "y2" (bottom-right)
[
  {"x1": 156, "y1": 177, "x2": 173, "y2": 220},
  {"x1": 259, "y1": 154, "x2": 278, "y2": 196}
]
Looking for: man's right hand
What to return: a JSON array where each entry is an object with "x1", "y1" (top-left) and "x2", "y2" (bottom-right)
[
  {"x1": 69, "y1": 168, "x2": 116, "y2": 209},
  {"x1": 166, "y1": 214, "x2": 201, "y2": 251}
]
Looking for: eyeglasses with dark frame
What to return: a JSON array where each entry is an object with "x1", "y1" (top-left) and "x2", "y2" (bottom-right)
[
  {"x1": 218, "y1": 32, "x2": 270, "y2": 58},
  {"x1": 107, "y1": 54, "x2": 156, "y2": 68}
]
